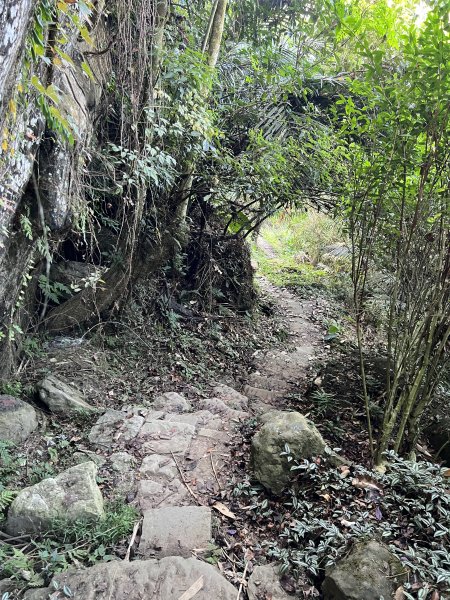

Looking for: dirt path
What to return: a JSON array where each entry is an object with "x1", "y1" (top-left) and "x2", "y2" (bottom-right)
[{"x1": 245, "y1": 238, "x2": 324, "y2": 411}]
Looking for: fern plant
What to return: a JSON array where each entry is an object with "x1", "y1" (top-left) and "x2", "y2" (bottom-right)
[{"x1": 0, "y1": 488, "x2": 17, "y2": 513}]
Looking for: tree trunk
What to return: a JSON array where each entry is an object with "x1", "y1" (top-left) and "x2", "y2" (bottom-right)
[{"x1": 173, "y1": 0, "x2": 228, "y2": 226}]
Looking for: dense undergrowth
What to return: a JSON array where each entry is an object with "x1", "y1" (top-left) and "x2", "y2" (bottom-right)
[
  {"x1": 229, "y1": 449, "x2": 450, "y2": 598},
  {"x1": 238, "y1": 213, "x2": 450, "y2": 599}
]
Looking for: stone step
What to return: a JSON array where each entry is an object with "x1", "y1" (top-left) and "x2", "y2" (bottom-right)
[
  {"x1": 139, "y1": 505, "x2": 212, "y2": 558},
  {"x1": 242, "y1": 385, "x2": 283, "y2": 403},
  {"x1": 246, "y1": 373, "x2": 290, "y2": 392},
  {"x1": 24, "y1": 556, "x2": 237, "y2": 599}
]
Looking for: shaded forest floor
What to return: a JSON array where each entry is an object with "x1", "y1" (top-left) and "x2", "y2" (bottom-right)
[{"x1": 1, "y1": 233, "x2": 449, "y2": 599}]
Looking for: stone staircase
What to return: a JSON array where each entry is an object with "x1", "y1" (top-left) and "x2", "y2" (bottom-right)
[{"x1": 18, "y1": 282, "x2": 322, "y2": 599}]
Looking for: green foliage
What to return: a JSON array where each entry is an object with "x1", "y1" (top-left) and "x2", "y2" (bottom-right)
[
  {"x1": 237, "y1": 451, "x2": 450, "y2": 595},
  {"x1": 0, "y1": 380, "x2": 23, "y2": 397},
  {"x1": 336, "y1": 1, "x2": 450, "y2": 460},
  {"x1": 38, "y1": 275, "x2": 73, "y2": 305},
  {"x1": 251, "y1": 211, "x2": 350, "y2": 298},
  {"x1": 23, "y1": 0, "x2": 95, "y2": 144},
  {"x1": 0, "y1": 489, "x2": 17, "y2": 514},
  {"x1": 0, "y1": 502, "x2": 138, "y2": 589}
]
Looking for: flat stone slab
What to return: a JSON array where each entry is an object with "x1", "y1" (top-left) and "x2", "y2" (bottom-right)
[
  {"x1": 23, "y1": 557, "x2": 237, "y2": 599},
  {"x1": 136, "y1": 478, "x2": 188, "y2": 510},
  {"x1": 197, "y1": 398, "x2": 248, "y2": 421},
  {"x1": 153, "y1": 392, "x2": 191, "y2": 413},
  {"x1": 0, "y1": 395, "x2": 38, "y2": 444},
  {"x1": 138, "y1": 420, "x2": 195, "y2": 455},
  {"x1": 140, "y1": 506, "x2": 212, "y2": 558},
  {"x1": 6, "y1": 462, "x2": 104, "y2": 535},
  {"x1": 140, "y1": 454, "x2": 177, "y2": 481},
  {"x1": 89, "y1": 410, "x2": 144, "y2": 447},
  {"x1": 110, "y1": 451, "x2": 135, "y2": 495},
  {"x1": 212, "y1": 384, "x2": 249, "y2": 410}
]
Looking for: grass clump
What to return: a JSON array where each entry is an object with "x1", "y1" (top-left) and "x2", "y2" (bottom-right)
[{"x1": 0, "y1": 501, "x2": 138, "y2": 591}]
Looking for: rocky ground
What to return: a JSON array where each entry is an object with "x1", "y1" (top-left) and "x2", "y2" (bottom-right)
[{"x1": 1, "y1": 247, "x2": 449, "y2": 599}]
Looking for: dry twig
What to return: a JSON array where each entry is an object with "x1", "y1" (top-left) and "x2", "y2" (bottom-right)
[
  {"x1": 171, "y1": 451, "x2": 205, "y2": 506},
  {"x1": 124, "y1": 518, "x2": 142, "y2": 561}
]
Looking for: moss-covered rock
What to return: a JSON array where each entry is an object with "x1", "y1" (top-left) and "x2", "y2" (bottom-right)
[
  {"x1": 322, "y1": 540, "x2": 405, "y2": 600},
  {"x1": 251, "y1": 410, "x2": 326, "y2": 494},
  {"x1": 6, "y1": 461, "x2": 104, "y2": 535}
]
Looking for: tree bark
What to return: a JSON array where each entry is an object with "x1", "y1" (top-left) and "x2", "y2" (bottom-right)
[{"x1": 174, "y1": 0, "x2": 228, "y2": 225}]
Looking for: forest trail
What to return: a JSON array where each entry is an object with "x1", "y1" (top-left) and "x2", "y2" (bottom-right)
[
  {"x1": 21, "y1": 240, "x2": 326, "y2": 599},
  {"x1": 245, "y1": 239, "x2": 323, "y2": 411}
]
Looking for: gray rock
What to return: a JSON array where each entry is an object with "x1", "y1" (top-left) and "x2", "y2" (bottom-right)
[
  {"x1": 89, "y1": 410, "x2": 144, "y2": 447},
  {"x1": 138, "y1": 419, "x2": 194, "y2": 455},
  {"x1": 136, "y1": 478, "x2": 188, "y2": 510},
  {"x1": 110, "y1": 451, "x2": 135, "y2": 472},
  {"x1": 197, "y1": 398, "x2": 248, "y2": 420},
  {"x1": 153, "y1": 392, "x2": 191, "y2": 413},
  {"x1": 165, "y1": 410, "x2": 222, "y2": 430},
  {"x1": 110, "y1": 451, "x2": 135, "y2": 495},
  {"x1": 247, "y1": 565, "x2": 291, "y2": 600},
  {"x1": 0, "y1": 395, "x2": 38, "y2": 443},
  {"x1": 251, "y1": 410, "x2": 326, "y2": 494},
  {"x1": 23, "y1": 556, "x2": 237, "y2": 599},
  {"x1": 6, "y1": 461, "x2": 104, "y2": 535},
  {"x1": 140, "y1": 506, "x2": 212, "y2": 558},
  {"x1": 322, "y1": 540, "x2": 405, "y2": 600},
  {"x1": 72, "y1": 450, "x2": 106, "y2": 467},
  {"x1": 212, "y1": 384, "x2": 249, "y2": 410},
  {"x1": 0, "y1": 579, "x2": 14, "y2": 594},
  {"x1": 38, "y1": 375, "x2": 95, "y2": 415},
  {"x1": 140, "y1": 454, "x2": 177, "y2": 481}
]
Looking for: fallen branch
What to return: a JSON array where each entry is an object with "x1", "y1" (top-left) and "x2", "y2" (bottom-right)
[
  {"x1": 236, "y1": 559, "x2": 250, "y2": 600},
  {"x1": 210, "y1": 452, "x2": 221, "y2": 490},
  {"x1": 171, "y1": 451, "x2": 205, "y2": 506}
]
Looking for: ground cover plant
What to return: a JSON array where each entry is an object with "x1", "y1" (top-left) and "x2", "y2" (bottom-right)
[{"x1": 229, "y1": 449, "x2": 450, "y2": 598}]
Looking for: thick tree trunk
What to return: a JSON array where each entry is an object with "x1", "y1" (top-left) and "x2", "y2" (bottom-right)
[
  {"x1": 0, "y1": 0, "x2": 35, "y2": 130},
  {"x1": 0, "y1": 1, "x2": 106, "y2": 376}
]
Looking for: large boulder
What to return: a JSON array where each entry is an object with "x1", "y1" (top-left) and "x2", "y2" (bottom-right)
[
  {"x1": 6, "y1": 461, "x2": 104, "y2": 535},
  {"x1": 251, "y1": 410, "x2": 326, "y2": 494},
  {"x1": 322, "y1": 541, "x2": 405, "y2": 600},
  {"x1": 37, "y1": 375, "x2": 95, "y2": 415},
  {"x1": 0, "y1": 395, "x2": 38, "y2": 443},
  {"x1": 23, "y1": 556, "x2": 237, "y2": 600}
]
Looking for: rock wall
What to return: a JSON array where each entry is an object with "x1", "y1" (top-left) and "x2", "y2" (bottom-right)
[{"x1": 0, "y1": 0, "x2": 105, "y2": 377}]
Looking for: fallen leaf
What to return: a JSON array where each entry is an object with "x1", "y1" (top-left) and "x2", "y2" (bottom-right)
[
  {"x1": 213, "y1": 502, "x2": 236, "y2": 520},
  {"x1": 442, "y1": 468, "x2": 450, "y2": 478},
  {"x1": 351, "y1": 477, "x2": 383, "y2": 493},
  {"x1": 340, "y1": 518, "x2": 356, "y2": 527},
  {"x1": 178, "y1": 576, "x2": 204, "y2": 600},
  {"x1": 394, "y1": 586, "x2": 405, "y2": 600}
]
